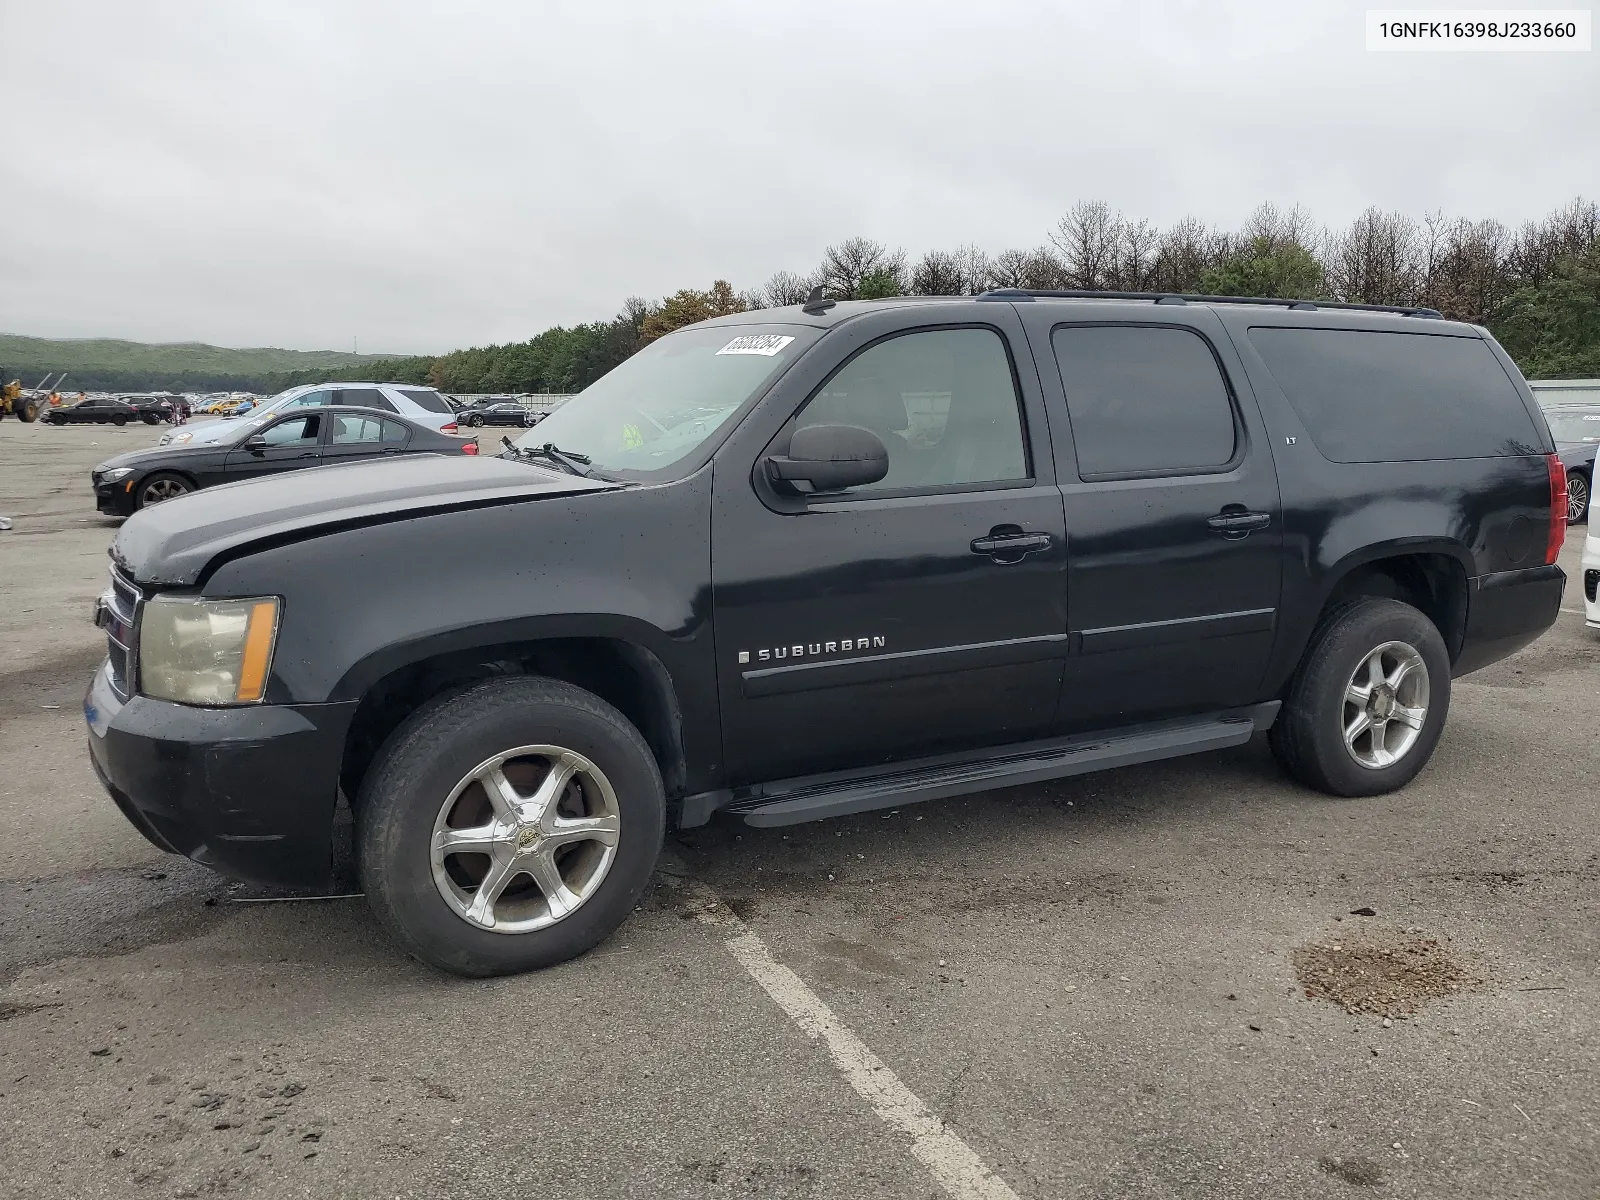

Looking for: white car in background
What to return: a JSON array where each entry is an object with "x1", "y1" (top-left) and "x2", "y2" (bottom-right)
[
  {"x1": 1583, "y1": 525, "x2": 1600, "y2": 632},
  {"x1": 159, "y1": 383, "x2": 459, "y2": 446}
]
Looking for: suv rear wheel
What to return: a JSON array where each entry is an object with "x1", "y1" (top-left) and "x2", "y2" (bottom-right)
[
  {"x1": 357, "y1": 676, "x2": 665, "y2": 976},
  {"x1": 1269, "y1": 597, "x2": 1451, "y2": 796}
]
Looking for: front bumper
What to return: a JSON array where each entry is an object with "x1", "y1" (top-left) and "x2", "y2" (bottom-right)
[
  {"x1": 93, "y1": 478, "x2": 137, "y2": 516},
  {"x1": 85, "y1": 660, "x2": 357, "y2": 889}
]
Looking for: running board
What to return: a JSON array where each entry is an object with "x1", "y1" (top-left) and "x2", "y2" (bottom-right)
[{"x1": 732, "y1": 703, "x2": 1279, "y2": 828}]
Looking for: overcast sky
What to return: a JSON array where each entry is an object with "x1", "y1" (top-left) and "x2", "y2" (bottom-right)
[{"x1": 1, "y1": 0, "x2": 1595, "y2": 354}]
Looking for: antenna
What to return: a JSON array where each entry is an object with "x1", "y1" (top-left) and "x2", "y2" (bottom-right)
[{"x1": 801, "y1": 286, "x2": 836, "y2": 315}]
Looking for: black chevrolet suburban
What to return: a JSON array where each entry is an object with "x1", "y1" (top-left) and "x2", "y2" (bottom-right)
[{"x1": 86, "y1": 290, "x2": 1567, "y2": 976}]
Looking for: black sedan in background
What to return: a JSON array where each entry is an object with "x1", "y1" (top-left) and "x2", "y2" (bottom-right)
[
  {"x1": 1546, "y1": 405, "x2": 1600, "y2": 523},
  {"x1": 45, "y1": 396, "x2": 171, "y2": 426},
  {"x1": 460, "y1": 402, "x2": 542, "y2": 428},
  {"x1": 91, "y1": 406, "x2": 479, "y2": 515}
]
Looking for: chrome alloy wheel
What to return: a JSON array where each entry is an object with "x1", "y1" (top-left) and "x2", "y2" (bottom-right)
[
  {"x1": 1567, "y1": 472, "x2": 1588, "y2": 523},
  {"x1": 1342, "y1": 641, "x2": 1430, "y2": 770},
  {"x1": 139, "y1": 477, "x2": 190, "y2": 505},
  {"x1": 430, "y1": 745, "x2": 621, "y2": 933}
]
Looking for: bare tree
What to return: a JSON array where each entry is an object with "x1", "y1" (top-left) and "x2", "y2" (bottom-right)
[
  {"x1": 1112, "y1": 216, "x2": 1161, "y2": 291},
  {"x1": 984, "y1": 247, "x2": 1065, "y2": 290},
  {"x1": 910, "y1": 249, "x2": 966, "y2": 295},
  {"x1": 952, "y1": 244, "x2": 992, "y2": 294},
  {"x1": 760, "y1": 269, "x2": 820, "y2": 308},
  {"x1": 1150, "y1": 216, "x2": 1223, "y2": 293},
  {"x1": 1327, "y1": 208, "x2": 1422, "y2": 305},
  {"x1": 1505, "y1": 197, "x2": 1600, "y2": 287},
  {"x1": 1420, "y1": 215, "x2": 1509, "y2": 324},
  {"x1": 1050, "y1": 200, "x2": 1122, "y2": 289},
  {"x1": 819, "y1": 237, "x2": 907, "y2": 299}
]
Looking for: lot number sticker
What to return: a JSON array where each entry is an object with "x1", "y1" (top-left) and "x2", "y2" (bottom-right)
[{"x1": 716, "y1": 335, "x2": 795, "y2": 357}]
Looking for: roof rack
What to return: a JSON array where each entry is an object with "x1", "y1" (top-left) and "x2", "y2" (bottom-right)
[{"x1": 975, "y1": 288, "x2": 1442, "y2": 318}]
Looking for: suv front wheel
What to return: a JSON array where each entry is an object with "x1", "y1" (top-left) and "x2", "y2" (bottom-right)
[
  {"x1": 1269, "y1": 597, "x2": 1451, "y2": 796},
  {"x1": 357, "y1": 676, "x2": 665, "y2": 976}
]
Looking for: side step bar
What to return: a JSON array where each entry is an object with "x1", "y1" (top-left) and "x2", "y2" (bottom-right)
[{"x1": 730, "y1": 703, "x2": 1280, "y2": 828}]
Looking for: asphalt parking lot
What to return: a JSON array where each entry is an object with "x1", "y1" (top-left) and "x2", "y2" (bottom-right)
[{"x1": 1, "y1": 416, "x2": 1596, "y2": 1200}]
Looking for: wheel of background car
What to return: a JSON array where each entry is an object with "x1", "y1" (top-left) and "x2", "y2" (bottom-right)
[
  {"x1": 1268, "y1": 597, "x2": 1450, "y2": 797},
  {"x1": 141, "y1": 413, "x2": 160, "y2": 425},
  {"x1": 356, "y1": 675, "x2": 664, "y2": 977},
  {"x1": 111, "y1": 414, "x2": 128, "y2": 426},
  {"x1": 1567, "y1": 472, "x2": 1589, "y2": 524},
  {"x1": 465, "y1": 413, "x2": 483, "y2": 427},
  {"x1": 136, "y1": 472, "x2": 194, "y2": 509}
]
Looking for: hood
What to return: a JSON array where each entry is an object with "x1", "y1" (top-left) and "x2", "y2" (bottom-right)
[
  {"x1": 113, "y1": 454, "x2": 621, "y2": 586},
  {"x1": 159, "y1": 415, "x2": 267, "y2": 448},
  {"x1": 95, "y1": 444, "x2": 224, "y2": 473}
]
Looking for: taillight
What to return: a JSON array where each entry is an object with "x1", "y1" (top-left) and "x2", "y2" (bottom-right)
[
  {"x1": 461, "y1": 440, "x2": 479, "y2": 455},
  {"x1": 441, "y1": 422, "x2": 458, "y2": 434},
  {"x1": 1546, "y1": 453, "x2": 1567, "y2": 565}
]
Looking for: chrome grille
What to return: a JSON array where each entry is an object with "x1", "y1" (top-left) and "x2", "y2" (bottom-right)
[{"x1": 98, "y1": 567, "x2": 142, "y2": 699}]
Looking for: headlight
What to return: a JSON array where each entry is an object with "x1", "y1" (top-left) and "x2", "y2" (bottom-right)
[
  {"x1": 139, "y1": 596, "x2": 281, "y2": 705},
  {"x1": 166, "y1": 431, "x2": 194, "y2": 445},
  {"x1": 99, "y1": 467, "x2": 135, "y2": 483}
]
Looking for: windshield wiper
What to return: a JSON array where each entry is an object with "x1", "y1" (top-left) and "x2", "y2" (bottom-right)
[{"x1": 501, "y1": 437, "x2": 595, "y2": 478}]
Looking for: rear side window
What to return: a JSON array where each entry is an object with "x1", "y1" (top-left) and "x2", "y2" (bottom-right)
[
  {"x1": 1247, "y1": 328, "x2": 1544, "y2": 462},
  {"x1": 381, "y1": 419, "x2": 409, "y2": 444},
  {"x1": 1052, "y1": 325, "x2": 1238, "y2": 477},
  {"x1": 336, "y1": 388, "x2": 395, "y2": 412},
  {"x1": 398, "y1": 388, "x2": 452, "y2": 413}
]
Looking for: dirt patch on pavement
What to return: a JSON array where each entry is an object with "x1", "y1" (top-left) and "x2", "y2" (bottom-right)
[{"x1": 1293, "y1": 928, "x2": 1479, "y2": 1018}]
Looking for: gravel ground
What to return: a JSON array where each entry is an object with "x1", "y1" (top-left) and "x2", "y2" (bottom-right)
[{"x1": 1, "y1": 416, "x2": 1596, "y2": 1199}]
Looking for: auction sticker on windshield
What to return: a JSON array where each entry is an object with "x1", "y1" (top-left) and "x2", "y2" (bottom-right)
[{"x1": 716, "y1": 334, "x2": 796, "y2": 357}]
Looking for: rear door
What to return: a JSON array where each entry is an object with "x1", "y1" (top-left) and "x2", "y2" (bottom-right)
[
  {"x1": 711, "y1": 305, "x2": 1070, "y2": 783},
  {"x1": 1019, "y1": 307, "x2": 1284, "y2": 727},
  {"x1": 322, "y1": 413, "x2": 410, "y2": 466},
  {"x1": 222, "y1": 412, "x2": 326, "y2": 481}
]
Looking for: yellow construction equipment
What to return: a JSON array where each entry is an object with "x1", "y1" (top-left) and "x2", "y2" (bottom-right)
[{"x1": 0, "y1": 371, "x2": 57, "y2": 422}]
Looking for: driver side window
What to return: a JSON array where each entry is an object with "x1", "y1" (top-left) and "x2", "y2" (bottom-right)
[
  {"x1": 794, "y1": 327, "x2": 1029, "y2": 493},
  {"x1": 260, "y1": 414, "x2": 322, "y2": 446}
]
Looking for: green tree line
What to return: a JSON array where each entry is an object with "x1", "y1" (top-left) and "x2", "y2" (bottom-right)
[
  {"x1": 10, "y1": 198, "x2": 1597, "y2": 395},
  {"x1": 363, "y1": 195, "x2": 1600, "y2": 393}
]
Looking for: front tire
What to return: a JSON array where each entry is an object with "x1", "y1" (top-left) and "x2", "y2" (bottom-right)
[
  {"x1": 1269, "y1": 598, "x2": 1450, "y2": 797},
  {"x1": 465, "y1": 414, "x2": 483, "y2": 427},
  {"x1": 135, "y1": 472, "x2": 194, "y2": 509},
  {"x1": 357, "y1": 676, "x2": 665, "y2": 977},
  {"x1": 1567, "y1": 471, "x2": 1589, "y2": 524}
]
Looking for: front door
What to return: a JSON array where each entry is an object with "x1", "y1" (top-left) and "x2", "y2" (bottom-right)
[
  {"x1": 1021, "y1": 311, "x2": 1284, "y2": 727},
  {"x1": 711, "y1": 314, "x2": 1069, "y2": 784},
  {"x1": 222, "y1": 412, "x2": 326, "y2": 481}
]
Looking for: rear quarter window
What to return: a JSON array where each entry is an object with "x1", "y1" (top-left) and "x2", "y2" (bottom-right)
[
  {"x1": 1247, "y1": 328, "x2": 1544, "y2": 462},
  {"x1": 397, "y1": 388, "x2": 452, "y2": 414}
]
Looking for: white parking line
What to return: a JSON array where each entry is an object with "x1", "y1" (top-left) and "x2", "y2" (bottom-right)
[{"x1": 684, "y1": 885, "x2": 1021, "y2": 1200}]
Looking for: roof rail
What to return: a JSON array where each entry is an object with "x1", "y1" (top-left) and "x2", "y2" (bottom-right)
[{"x1": 976, "y1": 288, "x2": 1442, "y2": 318}]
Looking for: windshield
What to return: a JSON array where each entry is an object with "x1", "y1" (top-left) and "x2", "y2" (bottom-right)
[
  {"x1": 512, "y1": 324, "x2": 816, "y2": 478},
  {"x1": 1546, "y1": 409, "x2": 1600, "y2": 442}
]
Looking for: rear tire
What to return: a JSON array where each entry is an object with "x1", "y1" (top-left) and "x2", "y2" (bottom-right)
[
  {"x1": 111, "y1": 415, "x2": 128, "y2": 427},
  {"x1": 18, "y1": 399, "x2": 40, "y2": 422},
  {"x1": 357, "y1": 676, "x2": 665, "y2": 976},
  {"x1": 1269, "y1": 598, "x2": 1450, "y2": 797}
]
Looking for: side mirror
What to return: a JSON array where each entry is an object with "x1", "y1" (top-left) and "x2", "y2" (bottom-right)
[
  {"x1": 245, "y1": 435, "x2": 268, "y2": 450},
  {"x1": 764, "y1": 424, "x2": 888, "y2": 495}
]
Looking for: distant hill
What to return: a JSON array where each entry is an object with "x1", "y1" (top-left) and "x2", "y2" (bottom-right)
[{"x1": 0, "y1": 333, "x2": 428, "y2": 394}]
